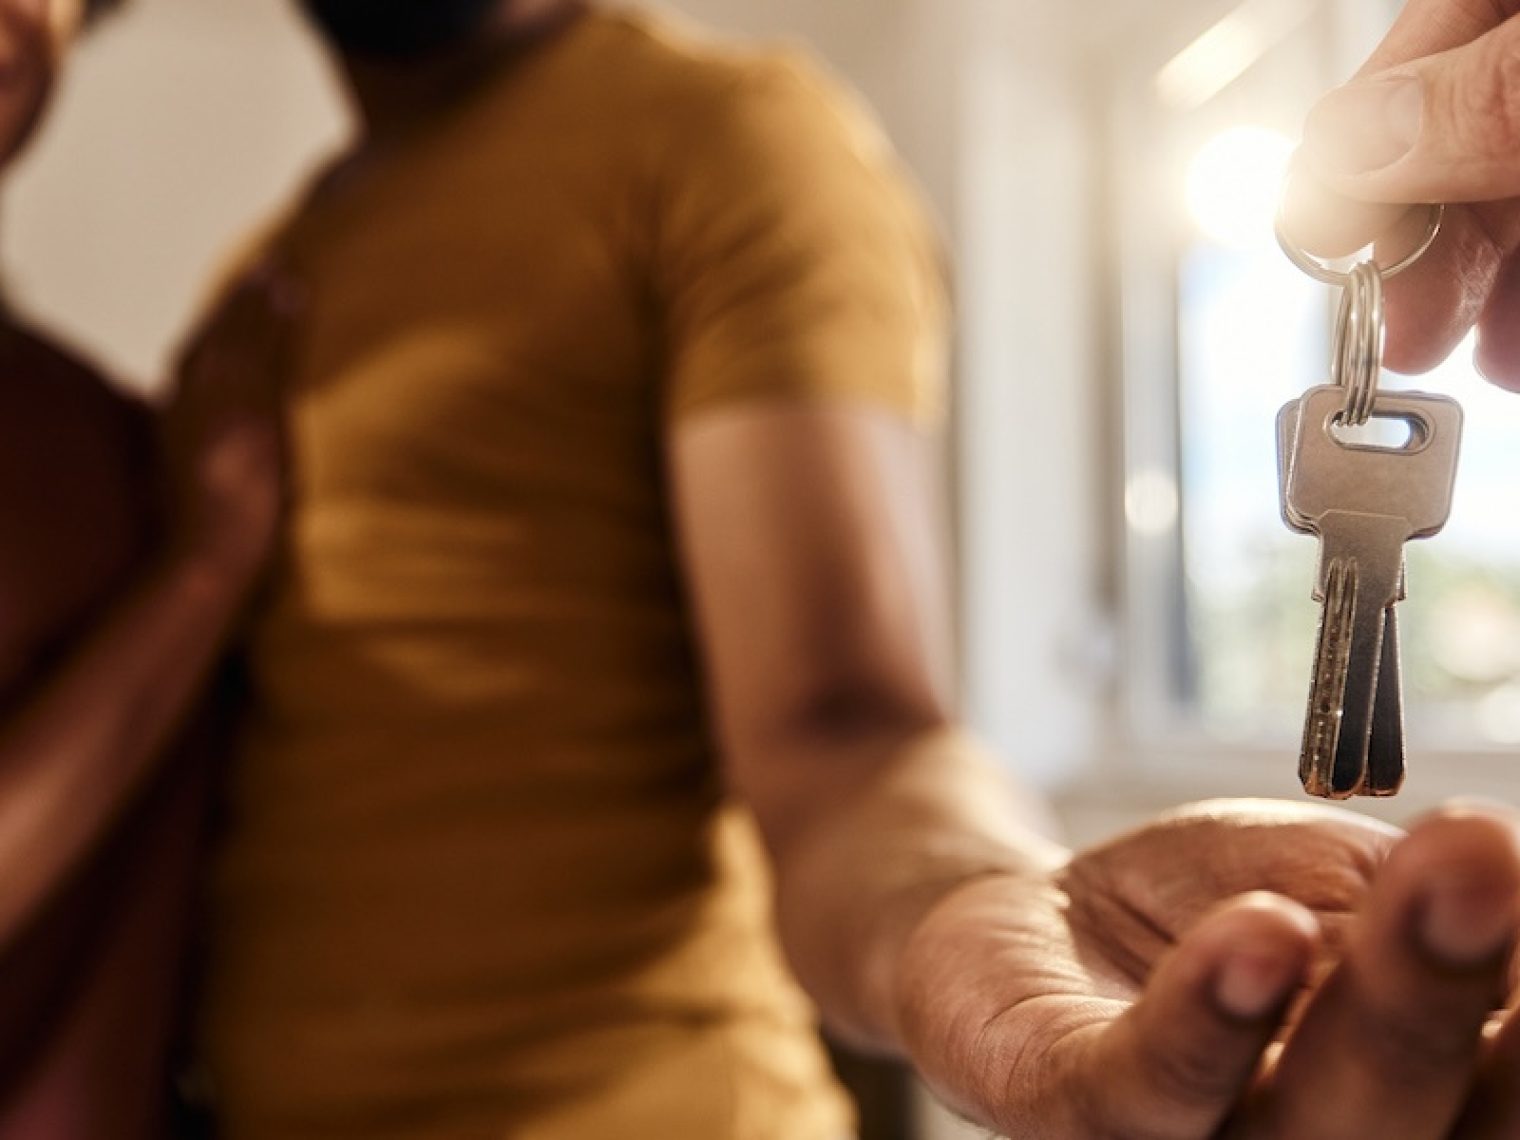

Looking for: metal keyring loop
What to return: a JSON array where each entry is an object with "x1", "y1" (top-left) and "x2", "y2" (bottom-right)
[
  {"x1": 1275, "y1": 203, "x2": 1445, "y2": 287},
  {"x1": 1330, "y1": 260, "x2": 1385, "y2": 426}
]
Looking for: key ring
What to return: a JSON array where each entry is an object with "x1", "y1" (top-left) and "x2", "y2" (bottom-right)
[
  {"x1": 1275, "y1": 203, "x2": 1445, "y2": 287},
  {"x1": 1331, "y1": 260, "x2": 1385, "y2": 426},
  {"x1": 1277, "y1": 203, "x2": 1444, "y2": 425}
]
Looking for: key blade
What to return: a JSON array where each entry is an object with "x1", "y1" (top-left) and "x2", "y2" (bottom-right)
[
  {"x1": 1302, "y1": 558, "x2": 1356, "y2": 798},
  {"x1": 1307, "y1": 514, "x2": 1407, "y2": 797},
  {"x1": 1364, "y1": 606, "x2": 1406, "y2": 796}
]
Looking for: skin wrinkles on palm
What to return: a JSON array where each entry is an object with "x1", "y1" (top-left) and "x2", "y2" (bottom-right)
[
  {"x1": 1068, "y1": 806, "x2": 1375, "y2": 953},
  {"x1": 1054, "y1": 809, "x2": 1384, "y2": 1049},
  {"x1": 1082, "y1": 822, "x2": 1362, "y2": 982},
  {"x1": 897, "y1": 802, "x2": 1520, "y2": 1137}
]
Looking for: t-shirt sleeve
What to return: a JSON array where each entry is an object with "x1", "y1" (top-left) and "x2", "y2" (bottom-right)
[{"x1": 654, "y1": 56, "x2": 950, "y2": 424}]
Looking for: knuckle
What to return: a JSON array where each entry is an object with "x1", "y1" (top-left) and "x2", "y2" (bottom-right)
[
  {"x1": 1453, "y1": 31, "x2": 1520, "y2": 156},
  {"x1": 1413, "y1": 0, "x2": 1520, "y2": 32},
  {"x1": 1142, "y1": 1037, "x2": 1239, "y2": 1109}
]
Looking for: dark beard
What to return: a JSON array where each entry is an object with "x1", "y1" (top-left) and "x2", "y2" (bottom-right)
[{"x1": 297, "y1": 0, "x2": 505, "y2": 60}]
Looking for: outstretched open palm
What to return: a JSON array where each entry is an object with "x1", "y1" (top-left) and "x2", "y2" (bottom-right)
[{"x1": 897, "y1": 800, "x2": 1520, "y2": 1138}]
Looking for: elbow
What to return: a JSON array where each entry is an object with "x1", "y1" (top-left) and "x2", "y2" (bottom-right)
[
  {"x1": 723, "y1": 678, "x2": 954, "y2": 861},
  {"x1": 732, "y1": 662, "x2": 954, "y2": 764},
  {"x1": 784, "y1": 681, "x2": 951, "y2": 750}
]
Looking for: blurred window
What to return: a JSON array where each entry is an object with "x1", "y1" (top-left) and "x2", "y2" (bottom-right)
[{"x1": 1113, "y1": 0, "x2": 1520, "y2": 792}]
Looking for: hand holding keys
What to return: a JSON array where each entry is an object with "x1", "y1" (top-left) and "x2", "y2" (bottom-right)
[{"x1": 1277, "y1": 209, "x2": 1463, "y2": 799}]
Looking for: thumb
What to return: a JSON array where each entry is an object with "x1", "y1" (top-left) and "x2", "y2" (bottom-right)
[
  {"x1": 1006, "y1": 894, "x2": 1318, "y2": 1139},
  {"x1": 1300, "y1": 16, "x2": 1520, "y2": 206}
]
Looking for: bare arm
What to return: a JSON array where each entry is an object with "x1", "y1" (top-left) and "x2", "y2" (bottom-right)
[
  {"x1": 671, "y1": 401, "x2": 1520, "y2": 1136},
  {"x1": 672, "y1": 403, "x2": 1057, "y2": 1047},
  {"x1": 0, "y1": 277, "x2": 295, "y2": 946},
  {"x1": 0, "y1": 555, "x2": 250, "y2": 944}
]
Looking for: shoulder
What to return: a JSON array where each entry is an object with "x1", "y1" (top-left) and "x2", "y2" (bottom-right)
[{"x1": 578, "y1": 8, "x2": 890, "y2": 162}]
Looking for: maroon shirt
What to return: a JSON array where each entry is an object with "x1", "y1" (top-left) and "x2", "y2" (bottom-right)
[{"x1": 0, "y1": 322, "x2": 205, "y2": 1140}]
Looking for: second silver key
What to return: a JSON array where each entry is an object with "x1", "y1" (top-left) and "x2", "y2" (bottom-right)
[
  {"x1": 1286, "y1": 385, "x2": 1463, "y2": 797},
  {"x1": 1279, "y1": 397, "x2": 1406, "y2": 795}
]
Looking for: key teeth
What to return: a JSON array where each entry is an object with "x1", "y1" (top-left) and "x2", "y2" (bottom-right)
[
  {"x1": 1300, "y1": 558, "x2": 1356, "y2": 800},
  {"x1": 1298, "y1": 596, "x2": 1410, "y2": 800}
]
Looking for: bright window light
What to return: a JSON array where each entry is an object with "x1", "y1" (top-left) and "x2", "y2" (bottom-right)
[{"x1": 1185, "y1": 126, "x2": 1296, "y2": 250}]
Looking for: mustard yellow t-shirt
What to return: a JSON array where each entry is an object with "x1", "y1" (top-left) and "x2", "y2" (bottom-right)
[{"x1": 199, "y1": 8, "x2": 947, "y2": 1138}]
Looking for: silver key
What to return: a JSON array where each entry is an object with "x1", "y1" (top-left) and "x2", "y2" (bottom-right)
[
  {"x1": 1278, "y1": 398, "x2": 1408, "y2": 600},
  {"x1": 1278, "y1": 398, "x2": 1406, "y2": 795},
  {"x1": 1284, "y1": 384, "x2": 1462, "y2": 798}
]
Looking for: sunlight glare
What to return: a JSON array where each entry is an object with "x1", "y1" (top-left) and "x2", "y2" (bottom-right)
[{"x1": 1185, "y1": 126, "x2": 1296, "y2": 251}]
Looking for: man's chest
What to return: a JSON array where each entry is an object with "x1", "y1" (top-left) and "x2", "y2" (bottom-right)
[{"x1": 283, "y1": 196, "x2": 661, "y2": 509}]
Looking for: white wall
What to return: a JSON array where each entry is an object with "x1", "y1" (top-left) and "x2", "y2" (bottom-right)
[
  {"x1": 652, "y1": 0, "x2": 964, "y2": 222},
  {"x1": 6, "y1": 0, "x2": 349, "y2": 391},
  {"x1": 952, "y1": 0, "x2": 1108, "y2": 790}
]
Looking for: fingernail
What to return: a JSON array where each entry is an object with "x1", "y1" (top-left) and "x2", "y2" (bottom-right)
[
  {"x1": 1216, "y1": 952, "x2": 1297, "y2": 1020},
  {"x1": 1304, "y1": 76, "x2": 1424, "y2": 177},
  {"x1": 1420, "y1": 874, "x2": 1516, "y2": 966}
]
